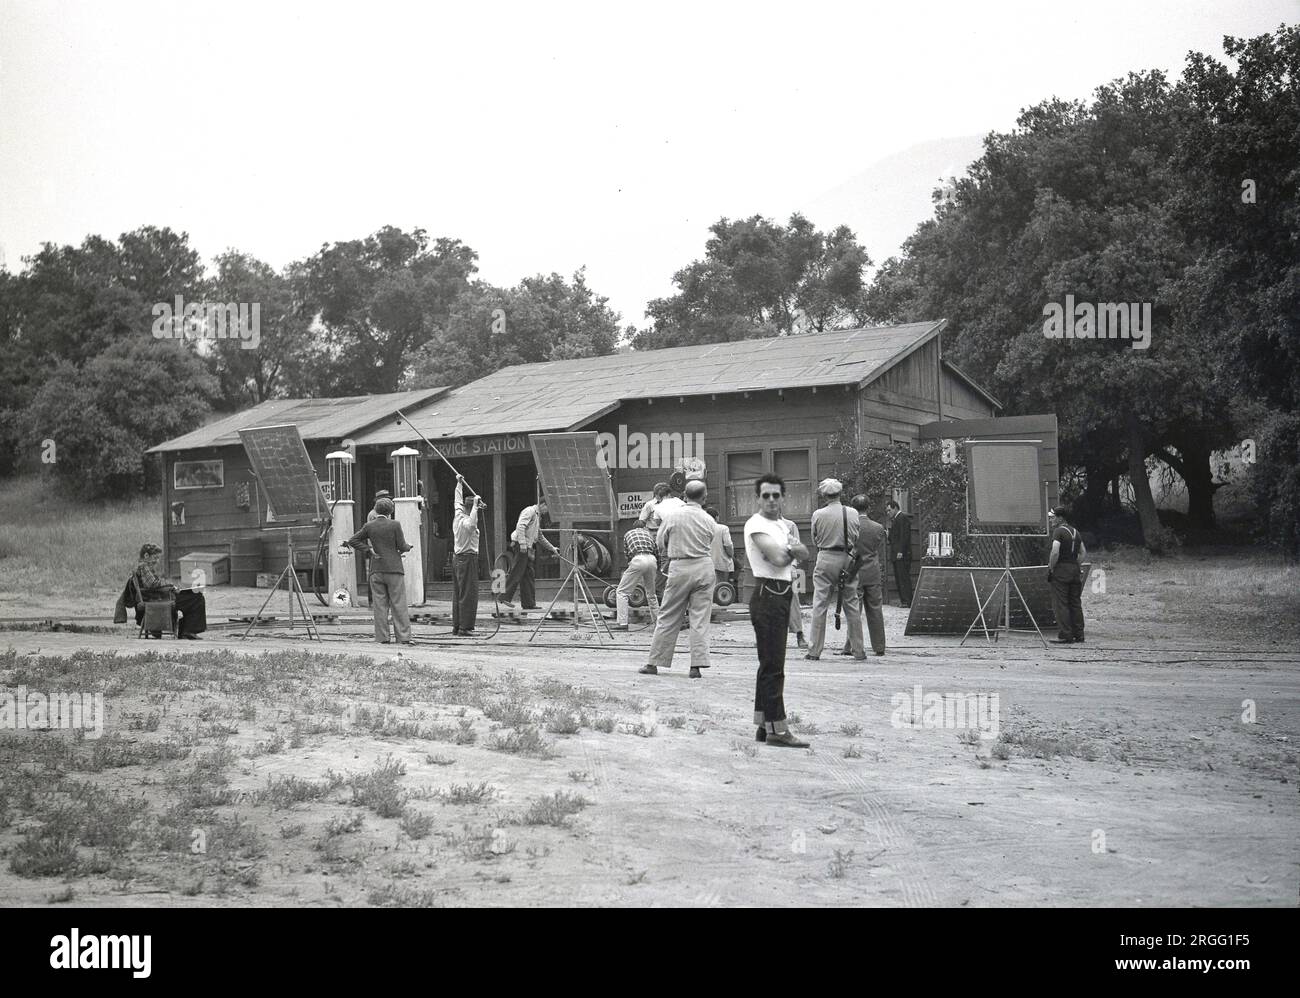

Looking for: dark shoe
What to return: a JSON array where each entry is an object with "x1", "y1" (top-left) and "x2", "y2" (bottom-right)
[
  {"x1": 795, "y1": 635, "x2": 807, "y2": 648},
  {"x1": 638, "y1": 664, "x2": 658, "y2": 675},
  {"x1": 874, "y1": 651, "x2": 886, "y2": 656},
  {"x1": 149, "y1": 631, "x2": 163, "y2": 640},
  {"x1": 1050, "y1": 638, "x2": 1073, "y2": 644},
  {"x1": 180, "y1": 633, "x2": 198, "y2": 640},
  {"x1": 460, "y1": 628, "x2": 475, "y2": 636},
  {"x1": 522, "y1": 605, "x2": 540, "y2": 611},
  {"x1": 803, "y1": 653, "x2": 820, "y2": 660},
  {"x1": 766, "y1": 730, "x2": 810, "y2": 748},
  {"x1": 1074, "y1": 636, "x2": 1085, "y2": 643},
  {"x1": 689, "y1": 667, "x2": 702, "y2": 679},
  {"x1": 755, "y1": 726, "x2": 767, "y2": 743}
]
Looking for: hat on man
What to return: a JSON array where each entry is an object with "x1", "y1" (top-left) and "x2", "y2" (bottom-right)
[
  {"x1": 374, "y1": 490, "x2": 392, "y2": 500},
  {"x1": 818, "y1": 478, "x2": 843, "y2": 497}
]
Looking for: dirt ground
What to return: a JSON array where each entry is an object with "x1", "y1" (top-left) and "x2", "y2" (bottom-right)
[{"x1": 0, "y1": 551, "x2": 1296, "y2": 907}]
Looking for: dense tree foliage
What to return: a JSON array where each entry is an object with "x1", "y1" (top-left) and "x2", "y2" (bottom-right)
[
  {"x1": 635, "y1": 214, "x2": 870, "y2": 349},
  {"x1": 403, "y1": 269, "x2": 622, "y2": 390},
  {"x1": 864, "y1": 25, "x2": 1299, "y2": 551}
]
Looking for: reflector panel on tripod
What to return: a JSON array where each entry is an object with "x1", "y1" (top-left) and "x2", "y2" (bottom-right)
[
  {"x1": 528, "y1": 432, "x2": 614, "y2": 523},
  {"x1": 238, "y1": 424, "x2": 325, "y2": 528}
]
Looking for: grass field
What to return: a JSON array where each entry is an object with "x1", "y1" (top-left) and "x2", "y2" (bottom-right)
[{"x1": 0, "y1": 475, "x2": 155, "y2": 598}]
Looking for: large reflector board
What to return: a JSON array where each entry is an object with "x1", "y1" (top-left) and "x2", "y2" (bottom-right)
[
  {"x1": 967, "y1": 441, "x2": 1045, "y2": 529},
  {"x1": 904, "y1": 564, "x2": 1092, "y2": 635},
  {"x1": 238, "y1": 424, "x2": 325, "y2": 528},
  {"x1": 529, "y1": 432, "x2": 614, "y2": 523}
]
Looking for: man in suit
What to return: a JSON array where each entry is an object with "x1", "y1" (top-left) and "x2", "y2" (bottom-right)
[
  {"x1": 345, "y1": 498, "x2": 415, "y2": 644},
  {"x1": 886, "y1": 499, "x2": 913, "y2": 607},
  {"x1": 839, "y1": 495, "x2": 887, "y2": 656}
]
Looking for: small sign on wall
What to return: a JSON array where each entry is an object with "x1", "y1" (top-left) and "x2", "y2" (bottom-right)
[{"x1": 617, "y1": 491, "x2": 652, "y2": 520}]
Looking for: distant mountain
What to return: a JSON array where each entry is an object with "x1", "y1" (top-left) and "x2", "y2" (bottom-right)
[{"x1": 798, "y1": 135, "x2": 987, "y2": 270}]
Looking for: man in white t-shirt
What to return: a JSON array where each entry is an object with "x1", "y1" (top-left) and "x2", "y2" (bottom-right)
[{"x1": 744, "y1": 472, "x2": 812, "y2": 748}]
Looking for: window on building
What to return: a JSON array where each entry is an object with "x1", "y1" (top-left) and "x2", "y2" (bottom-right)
[
  {"x1": 773, "y1": 448, "x2": 812, "y2": 517},
  {"x1": 722, "y1": 445, "x2": 815, "y2": 521},
  {"x1": 726, "y1": 451, "x2": 764, "y2": 521}
]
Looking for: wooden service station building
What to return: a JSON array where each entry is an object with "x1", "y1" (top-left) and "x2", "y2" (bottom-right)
[{"x1": 147, "y1": 320, "x2": 1000, "y2": 602}]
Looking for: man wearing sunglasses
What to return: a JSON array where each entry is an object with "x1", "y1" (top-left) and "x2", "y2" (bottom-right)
[{"x1": 744, "y1": 473, "x2": 813, "y2": 748}]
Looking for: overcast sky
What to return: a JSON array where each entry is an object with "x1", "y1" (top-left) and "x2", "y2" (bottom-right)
[{"x1": 0, "y1": 0, "x2": 1293, "y2": 326}]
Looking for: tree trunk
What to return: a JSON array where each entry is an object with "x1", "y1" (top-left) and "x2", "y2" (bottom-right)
[
  {"x1": 1176, "y1": 440, "x2": 1218, "y2": 530},
  {"x1": 1081, "y1": 464, "x2": 1110, "y2": 524},
  {"x1": 1127, "y1": 414, "x2": 1166, "y2": 552}
]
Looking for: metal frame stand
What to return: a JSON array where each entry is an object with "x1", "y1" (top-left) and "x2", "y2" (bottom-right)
[
  {"x1": 241, "y1": 530, "x2": 322, "y2": 641},
  {"x1": 529, "y1": 539, "x2": 614, "y2": 642},
  {"x1": 959, "y1": 535, "x2": 1047, "y2": 648}
]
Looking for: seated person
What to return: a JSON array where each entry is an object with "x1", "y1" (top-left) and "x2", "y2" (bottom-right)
[{"x1": 120, "y1": 543, "x2": 208, "y2": 639}]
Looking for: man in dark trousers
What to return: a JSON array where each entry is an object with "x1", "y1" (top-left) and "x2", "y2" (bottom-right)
[
  {"x1": 1047, "y1": 506, "x2": 1087, "y2": 644},
  {"x1": 744, "y1": 472, "x2": 813, "y2": 748},
  {"x1": 345, "y1": 498, "x2": 416, "y2": 644},
  {"x1": 839, "y1": 495, "x2": 887, "y2": 656},
  {"x1": 450, "y1": 474, "x2": 481, "y2": 636},
  {"x1": 886, "y1": 499, "x2": 913, "y2": 607},
  {"x1": 500, "y1": 497, "x2": 559, "y2": 610}
]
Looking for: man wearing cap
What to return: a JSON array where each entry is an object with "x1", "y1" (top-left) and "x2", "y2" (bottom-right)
[
  {"x1": 367, "y1": 490, "x2": 392, "y2": 523},
  {"x1": 838, "y1": 495, "x2": 887, "y2": 656},
  {"x1": 805, "y1": 479, "x2": 865, "y2": 660},
  {"x1": 639, "y1": 479, "x2": 715, "y2": 679},
  {"x1": 1047, "y1": 506, "x2": 1087, "y2": 643}
]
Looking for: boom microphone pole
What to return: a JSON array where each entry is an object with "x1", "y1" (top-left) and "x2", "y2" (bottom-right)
[{"x1": 392, "y1": 408, "x2": 486, "y2": 508}]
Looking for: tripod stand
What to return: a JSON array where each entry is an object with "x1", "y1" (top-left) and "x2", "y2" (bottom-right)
[
  {"x1": 241, "y1": 528, "x2": 322, "y2": 641},
  {"x1": 959, "y1": 535, "x2": 1047, "y2": 648},
  {"x1": 528, "y1": 538, "x2": 614, "y2": 642}
]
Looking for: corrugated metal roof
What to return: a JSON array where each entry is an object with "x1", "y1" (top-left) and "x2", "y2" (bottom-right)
[
  {"x1": 146, "y1": 387, "x2": 448, "y2": 453},
  {"x1": 354, "y1": 321, "x2": 947, "y2": 447}
]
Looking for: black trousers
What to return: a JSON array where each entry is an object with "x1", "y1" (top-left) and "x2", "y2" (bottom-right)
[
  {"x1": 135, "y1": 588, "x2": 206, "y2": 636},
  {"x1": 452, "y1": 551, "x2": 479, "y2": 631},
  {"x1": 893, "y1": 558, "x2": 913, "y2": 606},
  {"x1": 1049, "y1": 562, "x2": 1085, "y2": 640},
  {"x1": 750, "y1": 580, "x2": 793, "y2": 726},
  {"x1": 502, "y1": 543, "x2": 536, "y2": 607}
]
